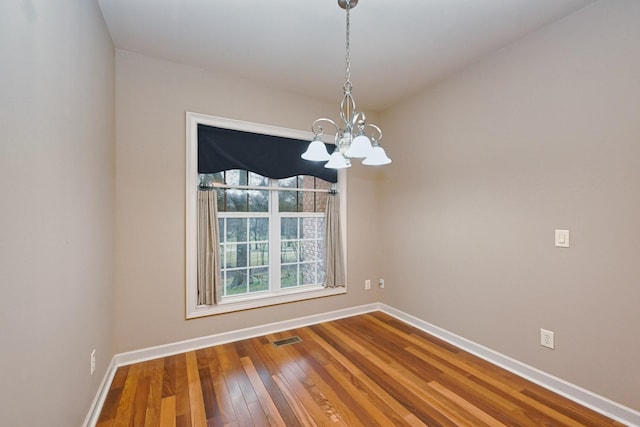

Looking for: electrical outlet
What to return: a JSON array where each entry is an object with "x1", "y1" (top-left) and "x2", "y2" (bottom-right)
[
  {"x1": 379, "y1": 278, "x2": 385, "y2": 288},
  {"x1": 365, "y1": 279, "x2": 371, "y2": 290},
  {"x1": 540, "y1": 329, "x2": 555, "y2": 349},
  {"x1": 91, "y1": 349, "x2": 96, "y2": 375}
]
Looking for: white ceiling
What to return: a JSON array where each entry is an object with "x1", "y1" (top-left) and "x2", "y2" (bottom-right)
[{"x1": 98, "y1": 0, "x2": 596, "y2": 111}]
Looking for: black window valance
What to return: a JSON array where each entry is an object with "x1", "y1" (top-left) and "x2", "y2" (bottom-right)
[{"x1": 198, "y1": 124, "x2": 337, "y2": 183}]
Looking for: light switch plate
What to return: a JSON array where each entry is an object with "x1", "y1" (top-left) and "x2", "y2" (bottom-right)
[{"x1": 555, "y1": 229, "x2": 570, "y2": 248}]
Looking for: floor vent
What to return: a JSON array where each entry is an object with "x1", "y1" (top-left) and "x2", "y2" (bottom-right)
[{"x1": 272, "y1": 336, "x2": 302, "y2": 347}]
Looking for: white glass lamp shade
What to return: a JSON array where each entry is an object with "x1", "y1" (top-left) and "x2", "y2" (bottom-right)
[
  {"x1": 362, "y1": 145, "x2": 392, "y2": 166},
  {"x1": 301, "y1": 138, "x2": 331, "y2": 161},
  {"x1": 344, "y1": 133, "x2": 373, "y2": 158},
  {"x1": 324, "y1": 150, "x2": 351, "y2": 169}
]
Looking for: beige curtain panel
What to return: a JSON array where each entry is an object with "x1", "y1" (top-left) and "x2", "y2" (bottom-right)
[
  {"x1": 197, "y1": 190, "x2": 222, "y2": 305},
  {"x1": 324, "y1": 193, "x2": 346, "y2": 288}
]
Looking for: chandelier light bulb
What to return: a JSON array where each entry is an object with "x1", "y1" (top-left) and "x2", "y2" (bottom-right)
[
  {"x1": 324, "y1": 150, "x2": 351, "y2": 169},
  {"x1": 345, "y1": 133, "x2": 373, "y2": 158},
  {"x1": 301, "y1": 137, "x2": 331, "y2": 161},
  {"x1": 362, "y1": 143, "x2": 392, "y2": 166}
]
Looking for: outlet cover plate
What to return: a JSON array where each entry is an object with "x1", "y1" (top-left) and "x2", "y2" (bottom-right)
[
  {"x1": 540, "y1": 329, "x2": 555, "y2": 349},
  {"x1": 91, "y1": 349, "x2": 96, "y2": 375},
  {"x1": 555, "y1": 229, "x2": 570, "y2": 248}
]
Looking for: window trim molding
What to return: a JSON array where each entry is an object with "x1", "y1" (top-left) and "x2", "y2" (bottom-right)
[{"x1": 185, "y1": 112, "x2": 347, "y2": 319}]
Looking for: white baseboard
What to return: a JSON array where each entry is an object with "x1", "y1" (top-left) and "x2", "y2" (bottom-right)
[
  {"x1": 114, "y1": 303, "x2": 379, "y2": 366},
  {"x1": 82, "y1": 303, "x2": 380, "y2": 426},
  {"x1": 82, "y1": 356, "x2": 119, "y2": 427},
  {"x1": 84, "y1": 302, "x2": 639, "y2": 427},
  {"x1": 379, "y1": 303, "x2": 640, "y2": 427}
]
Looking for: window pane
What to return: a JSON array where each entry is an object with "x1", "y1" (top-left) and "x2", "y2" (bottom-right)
[
  {"x1": 226, "y1": 218, "x2": 247, "y2": 242},
  {"x1": 225, "y1": 270, "x2": 247, "y2": 296},
  {"x1": 225, "y1": 170, "x2": 247, "y2": 186},
  {"x1": 225, "y1": 244, "x2": 247, "y2": 268},
  {"x1": 318, "y1": 265, "x2": 326, "y2": 285},
  {"x1": 315, "y1": 178, "x2": 331, "y2": 191},
  {"x1": 301, "y1": 263, "x2": 318, "y2": 285},
  {"x1": 248, "y1": 190, "x2": 268, "y2": 212},
  {"x1": 249, "y1": 243, "x2": 269, "y2": 267},
  {"x1": 216, "y1": 189, "x2": 224, "y2": 211},
  {"x1": 278, "y1": 176, "x2": 297, "y2": 188},
  {"x1": 225, "y1": 189, "x2": 247, "y2": 211},
  {"x1": 279, "y1": 191, "x2": 298, "y2": 212},
  {"x1": 249, "y1": 172, "x2": 268, "y2": 187},
  {"x1": 315, "y1": 190, "x2": 329, "y2": 212},
  {"x1": 278, "y1": 177, "x2": 300, "y2": 212},
  {"x1": 300, "y1": 241, "x2": 318, "y2": 262},
  {"x1": 281, "y1": 241, "x2": 299, "y2": 263},
  {"x1": 249, "y1": 218, "x2": 268, "y2": 241},
  {"x1": 281, "y1": 264, "x2": 299, "y2": 288},
  {"x1": 281, "y1": 218, "x2": 298, "y2": 240},
  {"x1": 317, "y1": 239, "x2": 325, "y2": 261},
  {"x1": 300, "y1": 176, "x2": 315, "y2": 212},
  {"x1": 301, "y1": 191, "x2": 315, "y2": 212},
  {"x1": 300, "y1": 217, "x2": 319, "y2": 239},
  {"x1": 276, "y1": 176, "x2": 331, "y2": 213},
  {"x1": 249, "y1": 267, "x2": 268, "y2": 292}
]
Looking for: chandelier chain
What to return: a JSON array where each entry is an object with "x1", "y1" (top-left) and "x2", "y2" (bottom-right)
[{"x1": 344, "y1": 1, "x2": 351, "y2": 92}]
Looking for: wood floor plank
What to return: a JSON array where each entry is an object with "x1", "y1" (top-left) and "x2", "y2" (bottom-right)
[
  {"x1": 428, "y1": 380, "x2": 507, "y2": 426},
  {"x1": 96, "y1": 385, "x2": 123, "y2": 425},
  {"x1": 112, "y1": 362, "x2": 142, "y2": 426},
  {"x1": 224, "y1": 342, "x2": 260, "y2": 404},
  {"x1": 97, "y1": 313, "x2": 623, "y2": 427},
  {"x1": 269, "y1": 348, "x2": 347, "y2": 426},
  {"x1": 144, "y1": 358, "x2": 165, "y2": 427},
  {"x1": 243, "y1": 337, "x2": 304, "y2": 426},
  {"x1": 160, "y1": 396, "x2": 176, "y2": 427},
  {"x1": 240, "y1": 356, "x2": 287, "y2": 426},
  {"x1": 272, "y1": 373, "x2": 317, "y2": 427},
  {"x1": 246, "y1": 400, "x2": 269, "y2": 427},
  {"x1": 185, "y1": 351, "x2": 207, "y2": 427},
  {"x1": 213, "y1": 345, "x2": 255, "y2": 427},
  {"x1": 131, "y1": 375, "x2": 151, "y2": 426},
  {"x1": 173, "y1": 354, "x2": 192, "y2": 427}
]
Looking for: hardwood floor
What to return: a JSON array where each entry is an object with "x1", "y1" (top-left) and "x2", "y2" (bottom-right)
[{"x1": 97, "y1": 312, "x2": 624, "y2": 426}]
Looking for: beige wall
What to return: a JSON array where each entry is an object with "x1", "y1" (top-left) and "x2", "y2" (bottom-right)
[
  {"x1": 379, "y1": 0, "x2": 640, "y2": 411},
  {"x1": 0, "y1": 1, "x2": 115, "y2": 426},
  {"x1": 113, "y1": 51, "x2": 381, "y2": 353}
]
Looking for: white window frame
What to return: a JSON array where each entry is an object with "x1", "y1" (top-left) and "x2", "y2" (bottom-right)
[{"x1": 185, "y1": 112, "x2": 347, "y2": 319}]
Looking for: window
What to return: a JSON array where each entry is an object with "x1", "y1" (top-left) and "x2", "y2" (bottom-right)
[
  {"x1": 206, "y1": 171, "x2": 329, "y2": 298},
  {"x1": 186, "y1": 113, "x2": 346, "y2": 318}
]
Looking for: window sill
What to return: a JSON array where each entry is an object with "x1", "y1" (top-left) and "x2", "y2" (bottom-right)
[{"x1": 186, "y1": 286, "x2": 346, "y2": 319}]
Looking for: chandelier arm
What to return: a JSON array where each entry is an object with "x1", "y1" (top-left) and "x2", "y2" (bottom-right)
[
  {"x1": 312, "y1": 118, "x2": 340, "y2": 137},
  {"x1": 351, "y1": 111, "x2": 366, "y2": 132},
  {"x1": 365, "y1": 123, "x2": 383, "y2": 142}
]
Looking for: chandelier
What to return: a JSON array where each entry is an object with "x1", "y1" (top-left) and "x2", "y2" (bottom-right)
[{"x1": 301, "y1": 0, "x2": 391, "y2": 169}]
